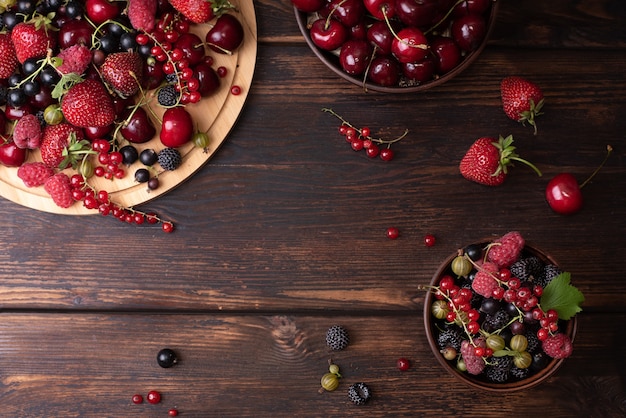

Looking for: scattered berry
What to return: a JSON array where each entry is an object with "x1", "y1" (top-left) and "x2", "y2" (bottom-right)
[
  {"x1": 146, "y1": 390, "x2": 161, "y2": 404},
  {"x1": 157, "y1": 348, "x2": 178, "y2": 368},
  {"x1": 541, "y1": 333, "x2": 573, "y2": 359},
  {"x1": 131, "y1": 394, "x2": 143, "y2": 404},
  {"x1": 347, "y1": 382, "x2": 371, "y2": 405},
  {"x1": 158, "y1": 147, "x2": 183, "y2": 171},
  {"x1": 396, "y1": 358, "x2": 410, "y2": 371},
  {"x1": 424, "y1": 234, "x2": 436, "y2": 247},
  {"x1": 386, "y1": 227, "x2": 399, "y2": 240},
  {"x1": 325, "y1": 325, "x2": 349, "y2": 351}
]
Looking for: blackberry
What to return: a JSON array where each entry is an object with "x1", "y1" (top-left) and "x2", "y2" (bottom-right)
[
  {"x1": 165, "y1": 72, "x2": 179, "y2": 84},
  {"x1": 157, "y1": 84, "x2": 180, "y2": 107},
  {"x1": 510, "y1": 256, "x2": 543, "y2": 282},
  {"x1": 482, "y1": 310, "x2": 510, "y2": 333},
  {"x1": 347, "y1": 382, "x2": 371, "y2": 405},
  {"x1": 437, "y1": 327, "x2": 463, "y2": 351},
  {"x1": 525, "y1": 331, "x2": 540, "y2": 354},
  {"x1": 325, "y1": 325, "x2": 349, "y2": 351},
  {"x1": 535, "y1": 264, "x2": 562, "y2": 288},
  {"x1": 484, "y1": 356, "x2": 512, "y2": 383},
  {"x1": 157, "y1": 148, "x2": 182, "y2": 171},
  {"x1": 510, "y1": 366, "x2": 530, "y2": 380}
]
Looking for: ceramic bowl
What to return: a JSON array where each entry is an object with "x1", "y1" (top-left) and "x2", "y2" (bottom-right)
[
  {"x1": 423, "y1": 242, "x2": 577, "y2": 392},
  {"x1": 294, "y1": 1, "x2": 500, "y2": 93}
]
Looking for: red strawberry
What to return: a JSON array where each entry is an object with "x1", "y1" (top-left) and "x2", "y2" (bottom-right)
[
  {"x1": 13, "y1": 113, "x2": 43, "y2": 149},
  {"x1": 61, "y1": 79, "x2": 115, "y2": 127},
  {"x1": 0, "y1": 33, "x2": 19, "y2": 79},
  {"x1": 44, "y1": 172, "x2": 74, "y2": 208},
  {"x1": 17, "y1": 162, "x2": 55, "y2": 187},
  {"x1": 128, "y1": 0, "x2": 158, "y2": 32},
  {"x1": 541, "y1": 333, "x2": 573, "y2": 359},
  {"x1": 167, "y1": 0, "x2": 235, "y2": 23},
  {"x1": 471, "y1": 262, "x2": 500, "y2": 297},
  {"x1": 459, "y1": 135, "x2": 541, "y2": 186},
  {"x1": 40, "y1": 123, "x2": 85, "y2": 169},
  {"x1": 11, "y1": 18, "x2": 57, "y2": 64},
  {"x1": 100, "y1": 52, "x2": 144, "y2": 97},
  {"x1": 487, "y1": 231, "x2": 524, "y2": 268},
  {"x1": 501, "y1": 76, "x2": 544, "y2": 135}
]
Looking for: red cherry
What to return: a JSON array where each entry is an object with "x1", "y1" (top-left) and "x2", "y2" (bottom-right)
[
  {"x1": 391, "y1": 27, "x2": 429, "y2": 64},
  {"x1": 58, "y1": 19, "x2": 94, "y2": 49},
  {"x1": 0, "y1": 141, "x2": 27, "y2": 167},
  {"x1": 175, "y1": 33, "x2": 206, "y2": 66},
  {"x1": 194, "y1": 63, "x2": 221, "y2": 97},
  {"x1": 85, "y1": 0, "x2": 121, "y2": 24},
  {"x1": 363, "y1": 0, "x2": 396, "y2": 20},
  {"x1": 395, "y1": 0, "x2": 438, "y2": 27},
  {"x1": 291, "y1": 0, "x2": 325, "y2": 13},
  {"x1": 323, "y1": 0, "x2": 366, "y2": 27},
  {"x1": 121, "y1": 107, "x2": 156, "y2": 144},
  {"x1": 160, "y1": 107, "x2": 193, "y2": 148},
  {"x1": 545, "y1": 145, "x2": 612, "y2": 215},
  {"x1": 339, "y1": 39, "x2": 372, "y2": 76},
  {"x1": 396, "y1": 357, "x2": 410, "y2": 371},
  {"x1": 309, "y1": 18, "x2": 348, "y2": 51},
  {"x1": 206, "y1": 14, "x2": 244, "y2": 54}
]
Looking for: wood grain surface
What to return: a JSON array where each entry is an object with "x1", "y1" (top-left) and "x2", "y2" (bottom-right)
[{"x1": 0, "y1": 0, "x2": 625, "y2": 416}]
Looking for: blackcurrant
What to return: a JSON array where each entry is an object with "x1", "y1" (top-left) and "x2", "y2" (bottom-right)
[
  {"x1": 8, "y1": 74, "x2": 22, "y2": 88},
  {"x1": 40, "y1": 66, "x2": 61, "y2": 87},
  {"x1": 156, "y1": 348, "x2": 178, "y2": 368},
  {"x1": 7, "y1": 89, "x2": 27, "y2": 107},
  {"x1": 2, "y1": 12, "x2": 19, "y2": 30},
  {"x1": 479, "y1": 298, "x2": 501, "y2": 315},
  {"x1": 22, "y1": 58, "x2": 40, "y2": 76},
  {"x1": 464, "y1": 244, "x2": 483, "y2": 261},
  {"x1": 120, "y1": 32, "x2": 138, "y2": 51},
  {"x1": 139, "y1": 148, "x2": 158, "y2": 165},
  {"x1": 134, "y1": 168, "x2": 150, "y2": 183},
  {"x1": 99, "y1": 32, "x2": 121, "y2": 53},
  {"x1": 64, "y1": 1, "x2": 83, "y2": 18},
  {"x1": 147, "y1": 177, "x2": 159, "y2": 190},
  {"x1": 23, "y1": 80, "x2": 41, "y2": 97},
  {"x1": 120, "y1": 145, "x2": 138, "y2": 165}
]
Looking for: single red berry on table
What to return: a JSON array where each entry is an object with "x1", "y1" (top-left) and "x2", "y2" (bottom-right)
[
  {"x1": 396, "y1": 357, "x2": 410, "y2": 371},
  {"x1": 424, "y1": 234, "x2": 436, "y2": 247},
  {"x1": 386, "y1": 227, "x2": 399, "y2": 240},
  {"x1": 147, "y1": 390, "x2": 161, "y2": 404},
  {"x1": 168, "y1": 408, "x2": 179, "y2": 417},
  {"x1": 131, "y1": 394, "x2": 143, "y2": 404}
]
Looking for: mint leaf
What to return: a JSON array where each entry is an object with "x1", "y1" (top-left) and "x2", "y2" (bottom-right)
[{"x1": 540, "y1": 272, "x2": 584, "y2": 320}]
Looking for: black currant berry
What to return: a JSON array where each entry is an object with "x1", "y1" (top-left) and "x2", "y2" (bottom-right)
[
  {"x1": 120, "y1": 145, "x2": 138, "y2": 165},
  {"x1": 156, "y1": 348, "x2": 178, "y2": 368},
  {"x1": 139, "y1": 149, "x2": 158, "y2": 166},
  {"x1": 64, "y1": 1, "x2": 83, "y2": 18},
  {"x1": 135, "y1": 168, "x2": 150, "y2": 183},
  {"x1": 464, "y1": 244, "x2": 483, "y2": 261},
  {"x1": 147, "y1": 177, "x2": 159, "y2": 190}
]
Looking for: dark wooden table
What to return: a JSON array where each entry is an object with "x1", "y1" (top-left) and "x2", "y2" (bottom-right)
[{"x1": 1, "y1": 0, "x2": 625, "y2": 416}]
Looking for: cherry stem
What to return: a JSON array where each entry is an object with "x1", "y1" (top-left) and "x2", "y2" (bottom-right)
[
  {"x1": 579, "y1": 145, "x2": 613, "y2": 189},
  {"x1": 382, "y1": 8, "x2": 427, "y2": 50},
  {"x1": 425, "y1": 0, "x2": 466, "y2": 35}
]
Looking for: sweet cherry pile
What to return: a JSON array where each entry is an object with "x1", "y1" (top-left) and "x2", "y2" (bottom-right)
[
  {"x1": 293, "y1": 0, "x2": 494, "y2": 88},
  {"x1": 323, "y1": 107, "x2": 407, "y2": 161}
]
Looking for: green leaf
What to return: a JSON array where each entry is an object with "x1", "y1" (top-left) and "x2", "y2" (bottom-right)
[
  {"x1": 540, "y1": 272, "x2": 584, "y2": 320},
  {"x1": 51, "y1": 73, "x2": 84, "y2": 100}
]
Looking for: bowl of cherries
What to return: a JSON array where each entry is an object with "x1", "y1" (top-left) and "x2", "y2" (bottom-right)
[
  {"x1": 292, "y1": 0, "x2": 500, "y2": 93},
  {"x1": 422, "y1": 232, "x2": 582, "y2": 391}
]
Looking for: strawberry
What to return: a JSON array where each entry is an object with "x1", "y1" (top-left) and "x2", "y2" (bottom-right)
[
  {"x1": 0, "y1": 33, "x2": 19, "y2": 79},
  {"x1": 501, "y1": 76, "x2": 544, "y2": 135},
  {"x1": 100, "y1": 52, "x2": 144, "y2": 97},
  {"x1": 13, "y1": 113, "x2": 43, "y2": 149},
  {"x1": 61, "y1": 79, "x2": 115, "y2": 128},
  {"x1": 10, "y1": 18, "x2": 57, "y2": 64},
  {"x1": 128, "y1": 0, "x2": 158, "y2": 32},
  {"x1": 44, "y1": 172, "x2": 74, "y2": 208},
  {"x1": 40, "y1": 123, "x2": 85, "y2": 169},
  {"x1": 17, "y1": 162, "x2": 55, "y2": 187},
  {"x1": 167, "y1": 0, "x2": 235, "y2": 23},
  {"x1": 471, "y1": 262, "x2": 500, "y2": 297},
  {"x1": 541, "y1": 333, "x2": 573, "y2": 359},
  {"x1": 487, "y1": 231, "x2": 525, "y2": 268},
  {"x1": 459, "y1": 135, "x2": 542, "y2": 186}
]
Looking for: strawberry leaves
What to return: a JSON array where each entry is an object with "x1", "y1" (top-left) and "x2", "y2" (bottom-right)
[
  {"x1": 540, "y1": 272, "x2": 584, "y2": 320},
  {"x1": 60, "y1": 133, "x2": 95, "y2": 170}
]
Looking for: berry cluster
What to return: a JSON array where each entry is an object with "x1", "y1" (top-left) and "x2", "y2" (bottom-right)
[
  {"x1": 423, "y1": 232, "x2": 581, "y2": 384},
  {"x1": 323, "y1": 107, "x2": 407, "y2": 161}
]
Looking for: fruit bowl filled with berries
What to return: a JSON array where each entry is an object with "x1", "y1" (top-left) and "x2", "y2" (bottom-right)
[
  {"x1": 422, "y1": 232, "x2": 582, "y2": 391},
  {"x1": 292, "y1": 0, "x2": 500, "y2": 93}
]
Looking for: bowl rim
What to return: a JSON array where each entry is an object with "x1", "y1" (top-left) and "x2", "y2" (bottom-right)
[
  {"x1": 294, "y1": 0, "x2": 501, "y2": 93},
  {"x1": 423, "y1": 241, "x2": 578, "y2": 392}
]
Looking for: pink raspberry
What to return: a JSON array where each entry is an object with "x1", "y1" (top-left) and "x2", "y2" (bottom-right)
[
  {"x1": 55, "y1": 44, "x2": 92, "y2": 75},
  {"x1": 128, "y1": 0, "x2": 157, "y2": 32},
  {"x1": 17, "y1": 162, "x2": 55, "y2": 187},
  {"x1": 13, "y1": 114, "x2": 42, "y2": 149},
  {"x1": 44, "y1": 173, "x2": 74, "y2": 208},
  {"x1": 487, "y1": 231, "x2": 525, "y2": 268},
  {"x1": 542, "y1": 333, "x2": 573, "y2": 359},
  {"x1": 460, "y1": 338, "x2": 486, "y2": 375},
  {"x1": 471, "y1": 262, "x2": 500, "y2": 297}
]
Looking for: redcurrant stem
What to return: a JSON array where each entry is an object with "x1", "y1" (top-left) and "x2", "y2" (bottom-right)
[
  {"x1": 322, "y1": 107, "x2": 409, "y2": 145},
  {"x1": 579, "y1": 145, "x2": 613, "y2": 189}
]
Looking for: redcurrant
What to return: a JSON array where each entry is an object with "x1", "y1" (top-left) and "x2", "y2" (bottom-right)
[
  {"x1": 396, "y1": 357, "x2": 410, "y2": 371},
  {"x1": 424, "y1": 234, "x2": 436, "y2": 247},
  {"x1": 386, "y1": 227, "x2": 400, "y2": 240}
]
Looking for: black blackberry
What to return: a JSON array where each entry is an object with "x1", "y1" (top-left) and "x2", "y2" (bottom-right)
[
  {"x1": 482, "y1": 310, "x2": 510, "y2": 333},
  {"x1": 525, "y1": 331, "x2": 540, "y2": 354},
  {"x1": 157, "y1": 84, "x2": 179, "y2": 107},
  {"x1": 535, "y1": 264, "x2": 562, "y2": 288},
  {"x1": 484, "y1": 356, "x2": 512, "y2": 383},
  {"x1": 165, "y1": 72, "x2": 179, "y2": 84},
  {"x1": 437, "y1": 327, "x2": 463, "y2": 351},
  {"x1": 510, "y1": 366, "x2": 530, "y2": 380},
  {"x1": 510, "y1": 256, "x2": 543, "y2": 282},
  {"x1": 157, "y1": 148, "x2": 182, "y2": 171},
  {"x1": 325, "y1": 325, "x2": 349, "y2": 351},
  {"x1": 347, "y1": 382, "x2": 371, "y2": 405}
]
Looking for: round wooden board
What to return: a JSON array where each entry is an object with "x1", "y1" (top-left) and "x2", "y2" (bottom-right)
[{"x1": 0, "y1": 1, "x2": 257, "y2": 215}]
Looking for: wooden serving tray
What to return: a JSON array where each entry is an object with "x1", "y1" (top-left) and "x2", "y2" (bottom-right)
[{"x1": 0, "y1": 1, "x2": 257, "y2": 215}]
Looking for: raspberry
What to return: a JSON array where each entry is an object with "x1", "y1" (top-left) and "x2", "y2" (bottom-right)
[
  {"x1": 13, "y1": 113, "x2": 43, "y2": 149},
  {"x1": 55, "y1": 44, "x2": 92, "y2": 75},
  {"x1": 487, "y1": 231, "x2": 525, "y2": 268},
  {"x1": 471, "y1": 262, "x2": 500, "y2": 297},
  {"x1": 325, "y1": 325, "x2": 349, "y2": 351},
  {"x1": 541, "y1": 333, "x2": 573, "y2": 359},
  {"x1": 17, "y1": 162, "x2": 55, "y2": 187},
  {"x1": 157, "y1": 147, "x2": 182, "y2": 171},
  {"x1": 460, "y1": 338, "x2": 486, "y2": 375},
  {"x1": 128, "y1": 0, "x2": 158, "y2": 32},
  {"x1": 44, "y1": 173, "x2": 74, "y2": 208}
]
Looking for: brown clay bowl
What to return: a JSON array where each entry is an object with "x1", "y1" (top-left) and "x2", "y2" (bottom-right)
[
  {"x1": 294, "y1": 1, "x2": 500, "y2": 93},
  {"x1": 424, "y1": 242, "x2": 578, "y2": 392}
]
